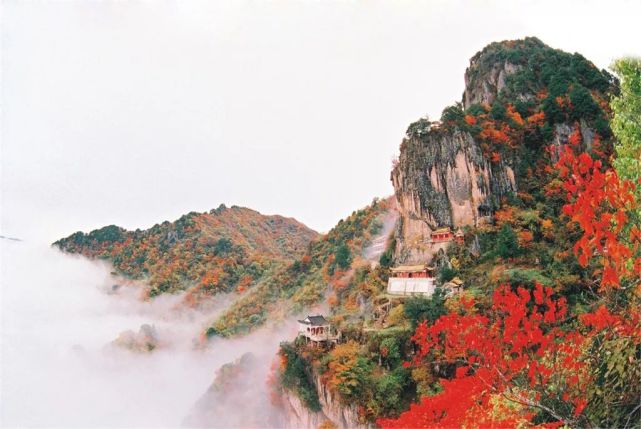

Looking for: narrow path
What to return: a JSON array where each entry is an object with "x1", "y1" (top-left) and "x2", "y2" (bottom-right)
[{"x1": 363, "y1": 203, "x2": 399, "y2": 262}]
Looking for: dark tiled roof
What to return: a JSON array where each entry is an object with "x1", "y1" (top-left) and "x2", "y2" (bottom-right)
[{"x1": 298, "y1": 315, "x2": 329, "y2": 326}]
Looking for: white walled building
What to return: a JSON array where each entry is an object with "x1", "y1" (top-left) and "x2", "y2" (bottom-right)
[{"x1": 387, "y1": 264, "x2": 437, "y2": 297}]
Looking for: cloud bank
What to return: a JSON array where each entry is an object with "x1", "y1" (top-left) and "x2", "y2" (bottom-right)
[{"x1": 1, "y1": 241, "x2": 294, "y2": 428}]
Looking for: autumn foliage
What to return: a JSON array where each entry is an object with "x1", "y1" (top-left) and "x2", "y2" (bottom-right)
[
  {"x1": 557, "y1": 126, "x2": 641, "y2": 289},
  {"x1": 379, "y1": 284, "x2": 591, "y2": 428},
  {"x1": 380, "y1": 126, "x2": 641, "y2": 428}
]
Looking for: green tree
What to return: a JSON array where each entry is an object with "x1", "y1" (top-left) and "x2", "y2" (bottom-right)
[
  {"x1": 490, "y1": 101, "x2": 506, "y2": 120},
  {"x1": 335, "y1": 243, "x2": 352, "y2": 270},
  {"x1": 611, "y1": 58, "x2": 641, "y2": 187},
  {"x1": 213, "y1": 237, "x2": 233, "y2": 255},
  {"x1": 379, "y1": 337, "x2": 401, "y2": 369},
  {"x1": 374, "y1": 369, "x2": 411, "y2": 417},
  {"x1": 441, "y1": 103, "x2": 464, "y2": 123},
  {"x1": 569, "y1": 84, "x2": 600, "y2": 120},
  {"x1": 496, "y1": 223, "x2": 520, "y2": 259},
  {"x1": 279, "y1": 343, "x2": 322, "y2": 411},
  {"x1": 403, "y1": 289, "x2": 447, "y2": 328},
  {"x1": 438, "y1": 266, "x2": 457, "y2": 284}
]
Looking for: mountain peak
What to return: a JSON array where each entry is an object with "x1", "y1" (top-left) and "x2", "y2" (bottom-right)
[
  {"x1": 393, "y1": 38, "x2": 617, "y2": 263},
  {"x1": 462, "y1": 37, "x2": 615, "y2": 111}
]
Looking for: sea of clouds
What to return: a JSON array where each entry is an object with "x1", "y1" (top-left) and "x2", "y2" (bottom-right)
[{"x1": 1, "y1": 240, "x2": 295, "y2": 428}]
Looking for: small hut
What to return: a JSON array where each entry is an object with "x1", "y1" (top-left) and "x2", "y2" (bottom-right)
[
  {"x1": 443, "y1": 277, "x2": 465, "y2": 295},
  {"x1": 297, "y1": 315, "x2": 339, "y2": 344}
]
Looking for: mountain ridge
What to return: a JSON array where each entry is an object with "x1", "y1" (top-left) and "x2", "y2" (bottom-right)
[{"x1": 54, "y1": 204, "x2": 319, "y2": 299}]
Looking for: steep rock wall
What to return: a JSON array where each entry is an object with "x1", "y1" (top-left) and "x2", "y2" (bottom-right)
[
  {"x1": 464, "y1": 59, "x2": 522, "y2": 109},
  {"x1": 281, "y1": 375, "x2": 373, "y2": 429},
  {"x1": 391, "y1": 126, "x2": 516, "y2": 262}
]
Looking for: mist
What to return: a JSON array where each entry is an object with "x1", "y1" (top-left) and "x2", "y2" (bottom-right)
[{"x1": 0, "y1": 239, "x2": 296, "y2": 428}]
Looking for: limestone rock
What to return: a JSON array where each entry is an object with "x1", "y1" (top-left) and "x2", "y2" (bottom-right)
[
  {"x1": 391, "y1": 125, "x2": 516, "y2": 262},
  {"x1": 464, "y1": 60, "x2": 522, "y2": 109}
]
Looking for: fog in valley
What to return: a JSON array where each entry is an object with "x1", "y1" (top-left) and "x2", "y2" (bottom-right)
[
  {"x1": 1, "y1": 239, "x2": 293, "y2": 428},
  {"x1": 3, "y1": 1, "x2": 641, "y2": 428}
]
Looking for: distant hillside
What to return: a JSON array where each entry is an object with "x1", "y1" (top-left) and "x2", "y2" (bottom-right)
[
  {"x1": 54, "y1": 205, "x2": 318, "y2": 299},
  {"x1": 53, "y1": 197, "x2": 396, "y2": 338},
  {"x1": 206, "y1": 197, "x2": 395, "y2": 337}
]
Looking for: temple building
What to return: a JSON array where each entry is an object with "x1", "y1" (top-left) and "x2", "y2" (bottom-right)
[
  {"x1": 297, "y1": 315, "x2": 340, "y2": 344},
  {"x1": 443, "y1": 276, "x2": 465, "y2": 294},
  {"x1": 387, "y1": 264, "x2": 436, "y2": 297},
  {"x1": 430, "y1": 227, "x2": 454, "y2": 243}
]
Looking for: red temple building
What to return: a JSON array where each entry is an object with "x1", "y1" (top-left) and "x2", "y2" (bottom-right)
[{"x1": 431, "y1": 227, "x2": 454, "y2": 243}]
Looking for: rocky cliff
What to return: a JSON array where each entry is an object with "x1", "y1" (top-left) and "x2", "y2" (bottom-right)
[
  {"x1": 391, "y1": 37, "x2": 616, "y2": 263},
  {"x1": 392, "y1": 123, "x2": 516, "y2": 262},
  {"x1": 463, "y1": 56, "x2": 522, "y2": 109},
  {"x1": 281, "y1": 374, "x2": 373, "y2": 429}
]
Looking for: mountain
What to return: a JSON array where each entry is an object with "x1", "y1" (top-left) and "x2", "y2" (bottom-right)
[
  {"x1": 275, "y1": 38, "x2": 640, "y2": 429},
  {"x1": 392, "y1": 36, "x2": 617, "y2": 262},
  {"x1": 51, "y1": 36, "x2": 639, "y2": 429},
  {"x1": 54, "y1": 205, "x2": 319, "y2": 299}
]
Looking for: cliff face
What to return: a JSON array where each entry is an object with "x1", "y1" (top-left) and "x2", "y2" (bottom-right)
[
  {"x1": 392, "y1": 125, "x2": 516, "y2": 262},
  {"x1": 391, "y1": 37, "x2": 616, "y2": 263},
  {"x1": 281, "y1": 374, "x2": 373, "y2": 429},
  {"x1": 464, "y1": 58, "x2": 522, "y2": 109}
]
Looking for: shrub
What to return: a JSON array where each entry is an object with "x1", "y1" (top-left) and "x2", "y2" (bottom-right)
[{"x1": 403, "y1": 289, "x2": 447, "y2": 329}]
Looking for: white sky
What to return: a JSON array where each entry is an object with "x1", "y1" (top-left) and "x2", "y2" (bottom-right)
[{"x1": 2, "y1": 0, "x2": 640, "y2": 241}]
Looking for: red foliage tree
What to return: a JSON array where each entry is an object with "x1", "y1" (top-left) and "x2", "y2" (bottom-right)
[
  {"x1": 556, "y1": 127, "x2": 641, "y2": 289},
  {"x1": 378, "y1": 284, "x2": 592, "y2": 428},
  {"x1": 381, "y1": 123, "x2": 641, "y2": 428}
]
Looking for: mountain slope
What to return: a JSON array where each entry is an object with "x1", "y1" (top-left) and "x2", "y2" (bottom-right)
[
  {"x1": 53, "y1": 196, "x2": 396, "y2": 339},
  {"x1": 54, "y1": 205, "x2": 318, "y2": 299},
  {"x1": 206, "y1": 197, "x2": 396, "y2": 337}
]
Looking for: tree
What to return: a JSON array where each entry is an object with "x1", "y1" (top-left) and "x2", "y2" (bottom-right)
[
  {"x1": 403, "y1": 289, "x2": 447, "y2": 329},
  {"x1": 441, "y1": 103, "x2": 464, "y2": 124},
  {"x1": 557, "y1": 127, "x2": 641, "y2": 288},
  {"x1": 380, "y1": 284, "x2": 594, "y2": 428},
  {"x1": 490, "y1": 101, "x2": 506, "y2": 120},
  {"x1": 379, "y1": 337, "x2": 402, "y2": 369},
  {"x1": 213, "y1": 237, "x2": 233, "y2": 255},
  {"x1": 496, "y1": 223, "x2": 520, "y2": 259},
  {"x1": 611, "y1": 58, "x2": 641, "y2": 196},
  {"x1": 374, "y1": 369, "x2": 411, "y2": 417},
  {"x1": 335, "y1": 243, "x2": 352, "y2": 270},
  {"x1": 279, "y1": 344, "x2": 322, "y2": 411},
  {"x1": 569, "y1": 84, "x2": 600, "y2": 120},
  {"x1": 437, "y1": 266, "x2": 457, "y2": 284},
  {"x1": 324, "y1": 341, "x2": 371, "y2": 402},
  {"x1": 554, "y1": 119, "x2": 641, "y2": 426}
]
